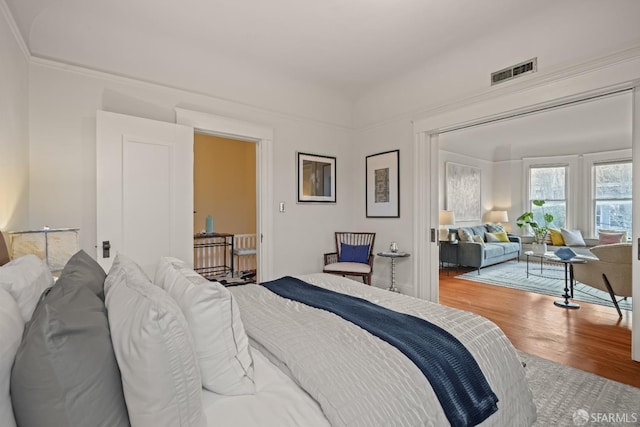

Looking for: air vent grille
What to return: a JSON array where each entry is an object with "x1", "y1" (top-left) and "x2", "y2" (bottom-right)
[{"x1": 491, "y1": 58, "x2": 537, "y2": 85}]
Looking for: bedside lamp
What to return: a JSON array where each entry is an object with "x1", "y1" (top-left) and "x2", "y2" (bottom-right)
[
  {"x1": 8, "y1": 227, "x2": 79, "y2": 272},
  {"x1": 438, "y1": 210, "x2": 455, "y2": 241}
]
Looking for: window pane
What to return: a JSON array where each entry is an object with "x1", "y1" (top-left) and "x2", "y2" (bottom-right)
[
  {"x1": 532, "y1": 201, "x2": 566, "y2": 229},
  {"x1": 530, "y1": 167, "x2": 565, "y2": 200},
  {"x1": 595, "y1": 163, "x2": 631, "y2": 199},
  {"x1": 595, "y1": 201, "x2": 632, "y2": 237}
]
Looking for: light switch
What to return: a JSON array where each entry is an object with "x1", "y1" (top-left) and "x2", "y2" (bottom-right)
[{"x1": 279, "y1": 202, "x2": 285, "y2": 212}]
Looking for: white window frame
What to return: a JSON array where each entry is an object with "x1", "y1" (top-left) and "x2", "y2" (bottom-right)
[
  {"x1": 522, "y1": 155, "x2": 579, "y2": 230},
  {"x1": 583, "y1": 149, "x2": 632, "y2": 238}
]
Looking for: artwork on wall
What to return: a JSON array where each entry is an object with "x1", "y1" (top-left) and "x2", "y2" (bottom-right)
[
  {"x1": 445, "y1": 162, "x2": 481, "y2": 221},
  {"x1": 297, "y1": 152, "x2": 336, "y2": 203},
  {"x1": 366, "y1": 150, "x2": 400, "y2": 218}
]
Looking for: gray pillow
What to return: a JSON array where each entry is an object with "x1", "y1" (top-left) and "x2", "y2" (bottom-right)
[
  {"x1": 58, "y1": 250, "x2": 107, "y2": 300},
  {"x1": 10, "y1": 254, "x2": 130, "y2": 427}
]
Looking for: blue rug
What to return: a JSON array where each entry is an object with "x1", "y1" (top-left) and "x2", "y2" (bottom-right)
[{"x1": 456, "y1": 260, "x2": 632, "y2": 312}]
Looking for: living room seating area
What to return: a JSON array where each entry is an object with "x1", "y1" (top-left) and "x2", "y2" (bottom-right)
[{"x1": 440, "y1": 225, "x2": 521, "y2": 274}]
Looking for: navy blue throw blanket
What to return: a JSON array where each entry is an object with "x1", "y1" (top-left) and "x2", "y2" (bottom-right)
[{"x1": 262, "y1": 276, "x2": 499, "y2": 427}]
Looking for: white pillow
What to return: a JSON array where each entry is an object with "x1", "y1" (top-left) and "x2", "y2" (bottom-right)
[
  {"x1": 0, "y1": 255, "x2": 53, "y2": 322},
  {"x1": 484, "y1": 233, "x2": 500, "y2": 242},
  {"x1": 473, "y1": 235, "x2": 486, "y2": 246},
  {"x1": 0, "y1": 289, "x2": 23, "y2": 427},
  {"x1": 154, "y1": 257, "x2": 255, "y2": 395},
  {"x1": 105, "y1": 254, "x2": 205, "y2": 427},
  {"x1": 560, "y1": 228, "x2": 586, "y2": 247}
]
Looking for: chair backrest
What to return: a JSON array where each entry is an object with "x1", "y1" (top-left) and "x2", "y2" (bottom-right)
[
  {"x1": 590, "y1": 243, "x2": 632, "y2": 264},
  {"x1": 587, "y1": 243, "x2": 632, "y2": 297},
  {"x1": 335, "y1": 232, "x2": 376, "y2": 258}
]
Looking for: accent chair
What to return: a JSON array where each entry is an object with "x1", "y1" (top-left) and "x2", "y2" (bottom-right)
[{"x1": 323, "y1": 232, "x2": 376, "y2": 285}]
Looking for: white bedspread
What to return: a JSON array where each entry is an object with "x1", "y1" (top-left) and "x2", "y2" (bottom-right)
[
  {"x1": 202, "y1": 347, "x2": 330, "y2": 427},
  {"x1": 230, "y1": 273, "x2": 537, "y2": 426}
]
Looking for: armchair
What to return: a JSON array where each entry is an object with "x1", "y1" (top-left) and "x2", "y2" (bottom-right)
[
  {"x1": 323, "y1": 232, "x2": 376, "y2": 285},
  {"x1": 572, "y1": 243, "x2": 632, "y2": 318}
]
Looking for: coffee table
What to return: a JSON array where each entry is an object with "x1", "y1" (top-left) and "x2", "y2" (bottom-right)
[{"x1": 524, "y1": 251, "x2": 586, "y2": 309}]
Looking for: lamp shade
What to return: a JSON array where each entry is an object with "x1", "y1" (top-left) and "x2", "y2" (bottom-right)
[
  {"x1": 488, "y1": 210, "x2": 508, "y2": 223},
  {"x1": 8, "y1": 228, "x2": 79, "y2": 272},
  {"x1": 439, "y1": 210, "x2": 455, "y2": 226}
]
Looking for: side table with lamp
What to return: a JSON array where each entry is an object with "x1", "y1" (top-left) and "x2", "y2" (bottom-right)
[{"x1": 377, "y1": 241, "x2": 410, "y2": 293}]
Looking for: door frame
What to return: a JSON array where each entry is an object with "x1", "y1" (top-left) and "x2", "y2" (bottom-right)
[
  {"x1": 175, "y1": 108, "x2": 274, "y2": 282},
  {"x1": 413, "y1": 54, "x2": 640, "y2": 361}
]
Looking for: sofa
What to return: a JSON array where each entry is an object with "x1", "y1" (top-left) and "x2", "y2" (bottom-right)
[{"x1": 441, "y1": 225, "x2": 521, "y2": 274}]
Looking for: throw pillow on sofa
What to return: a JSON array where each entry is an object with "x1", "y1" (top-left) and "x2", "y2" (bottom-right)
[
  {"x1": 598, "y1": 231, "x2": 625, "y2": 245},
  {"x1": 549, "y1": 229, "x2": 565, "y2": 246},
  {"x1": 485, "y1": 232, "x2": 509, "y2": 243},
  {"x1": 10, "y1": 250, "x2": 129, "y2": 427},
  {"x1": 560, "y1": 228, "x2": 586, "y2": 247},
  {"x1": 105, "y1": 253, "x2": 205, "y2": 427},
  {"x1": 154, "y1": 256, "x2": 256, "y2": 396}
]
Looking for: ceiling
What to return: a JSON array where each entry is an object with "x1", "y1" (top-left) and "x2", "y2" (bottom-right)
[
  {"x1": 440, "y1": 91, "x2": 633, "y2": 162},
  {"x1": 5, "y1": 0, "x2": 557, "y2": 98}
]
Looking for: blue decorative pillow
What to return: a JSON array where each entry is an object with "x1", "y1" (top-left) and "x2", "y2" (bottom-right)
[{"x1": 339, "y1": 243, "x2": 370, "y2": 264}]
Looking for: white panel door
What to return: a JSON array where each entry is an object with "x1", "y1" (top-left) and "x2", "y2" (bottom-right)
[{"x1": 96, "y1": 110, "x2": 193, "y2": 276}]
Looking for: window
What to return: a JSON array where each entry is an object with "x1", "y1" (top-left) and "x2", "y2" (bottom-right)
[
  {"x1": 593, "y1": 161, "x2": 632, "y2": 238},
  {"x1": 529, "y1": 166, "x2": 566, "y2": 228}
]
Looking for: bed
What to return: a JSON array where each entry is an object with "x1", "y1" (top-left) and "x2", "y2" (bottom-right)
[{"x1": 1, "y1": 250, "x2": 536, "y2": 427}]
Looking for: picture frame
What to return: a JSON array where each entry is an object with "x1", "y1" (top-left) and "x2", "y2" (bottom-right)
[
  {"x1": 297, "y1": 152, "x2": 336, "y2": 203},
  {"x1": 366, "y1": 150, "x2": 400, "y2": 218},
  {"x1": 445, "y1": 162, "x2": 481, "y2": 221}
]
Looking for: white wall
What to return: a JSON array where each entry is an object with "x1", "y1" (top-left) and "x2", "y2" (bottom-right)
[
  {"x1": 28, "y1": 61, "x2": 354, "y2": 278},
  {"x1": 0, "y1": 5, "x2": 29, "y2": 231},
  {"x1": 354, "y1": 0, "x2": 640, "y2": 128},
  {"x1": 437, "y1": 150, "x2": 494, "y2": 227},
  {"x1": 353, "y1": 120, "x2": 414, "y2": 291}
]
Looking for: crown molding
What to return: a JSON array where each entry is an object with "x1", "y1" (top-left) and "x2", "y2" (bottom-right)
[
  {"x1": 357, "y1": 40, "x2": 640, "y2": 132},
  {"x1": 0, "y1": 0, "x2": 29, "y2": 60},
  {"x1": 29, "y1": 55, "x2": 353, "y2": 131}
]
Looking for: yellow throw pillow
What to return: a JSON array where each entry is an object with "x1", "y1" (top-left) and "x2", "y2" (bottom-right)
[
  {"x1": 494, "y1": 231, "x2": 509, "y2": 242},
  {"x1": 549, "y1": 229, "x2": 565, "y2": 246}
]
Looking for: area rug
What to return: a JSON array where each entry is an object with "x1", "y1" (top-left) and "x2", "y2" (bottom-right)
[
  {"x1": 455, "y1": 260, "x2": 632, "y2": 311},
  {"x1": 521, "y1": 351, "x2": 639, "y2": 426}
]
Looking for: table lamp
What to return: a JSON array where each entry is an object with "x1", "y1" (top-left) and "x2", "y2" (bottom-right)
[
  {"x1": 488, "y1": 210, "x2": 509, "y2": 227},
  {"x1": 8, "y1": 227, "x2": 79, "y2": 272},
  {"x1": 438, "y1": 210, "x2": 455, "y2": 241}
]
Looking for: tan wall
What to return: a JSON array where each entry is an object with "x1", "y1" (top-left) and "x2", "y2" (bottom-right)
[{"x1": 194, "y1": 134, "x2": 256, "y2": 235}]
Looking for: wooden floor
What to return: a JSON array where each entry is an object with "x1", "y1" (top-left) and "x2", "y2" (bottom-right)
[{"x1": 439, "y1": 269, "x2": 640, "y2": 388}]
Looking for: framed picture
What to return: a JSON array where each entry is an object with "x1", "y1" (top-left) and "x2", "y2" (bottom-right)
[
  {"x1": 445, "y1": 162, "x2": 481, "y2": 221},
  {"x1": 366, "y1": 150, "x2": 400, "y2": 218},
  {"x1": 297, "y1": 152, "x2": 336, "y2": 203}
]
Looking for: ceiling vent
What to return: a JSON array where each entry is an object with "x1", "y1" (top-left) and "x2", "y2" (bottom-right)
[{"x1": 491, "y1": 58, "x2": 537, "y2": 85}]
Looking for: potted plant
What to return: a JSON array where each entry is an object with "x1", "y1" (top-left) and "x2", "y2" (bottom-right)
[{"x1": 516, "y1": 200, "x2": 554, "y2": 255}]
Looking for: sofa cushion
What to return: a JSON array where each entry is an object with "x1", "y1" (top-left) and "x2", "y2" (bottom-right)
[
  {"x1": 11, "y1": 251, "x2": 129, "y2": 427},
  {"x1": 457, "y1": 228, "x2": 474, "y2": 242},
  {"x1": 471, "y1": 225, "x2": 488, "y2": 237},
  {"x1": 561, "y1": 228, "x2": 586, "y2": 247},
  {"x1": 154, "y1": 257, "x2": 255, "y2": 396},
  {"x1": 502, "y1": 242, "x2": 521, "y2": 255},
  {"x1": 0, "y1": 289, "x2": 23, "y2": 427},
  {"x1": 549, "y1": 229, "x2": 565, "y2": 246},
  {"x1": 598, "y1": 231, "x2": 625, "y2": 245},
  {"x1": 483, "y1": 244, "x2": 505, "y2": 259},
  {"x1": 105, "y1": 254, "x2": 204, "y2": 427},
  {"x1": 0, "y1": 255, "x2": 53, "y2": 322}
]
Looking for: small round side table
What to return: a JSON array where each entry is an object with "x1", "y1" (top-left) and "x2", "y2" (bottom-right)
[{"x1": 377, "y1": 252, "x2": 410, "y2": 292}]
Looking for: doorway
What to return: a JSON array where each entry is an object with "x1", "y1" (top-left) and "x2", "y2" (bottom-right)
[{"x1": 193, "y1": 133, "x2": 258, "y2": 278}]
